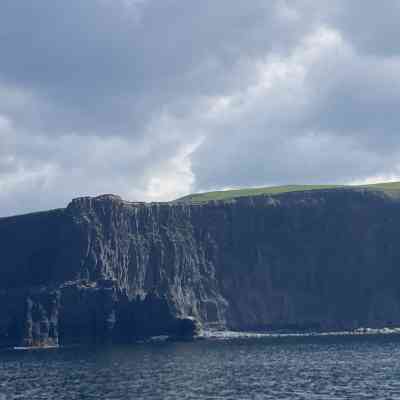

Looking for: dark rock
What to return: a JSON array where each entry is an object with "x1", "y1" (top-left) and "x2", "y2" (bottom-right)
[
  {"x1": 2, "y1": 188, "x2": 400, "y2": 347},
  {"x1": 173, "y1": 316, "x2": 203, "y2": 339}
]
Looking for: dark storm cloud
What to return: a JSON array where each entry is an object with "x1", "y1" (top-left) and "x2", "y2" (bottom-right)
[
  {"x1": 0, "y1": 1, "x2": 400, "y2": 216},
  {"x1": 0, "y1": 0, "x2": 312, "y2": 136}
]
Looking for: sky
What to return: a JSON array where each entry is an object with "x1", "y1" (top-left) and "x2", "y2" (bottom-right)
[{"x1": 1, "y1": 1, "x2": 400, "y2": 216}]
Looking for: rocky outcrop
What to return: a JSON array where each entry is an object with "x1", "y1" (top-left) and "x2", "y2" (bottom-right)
[{"x1": 1, "y1": 188, "x2": 400, "y2": 347}]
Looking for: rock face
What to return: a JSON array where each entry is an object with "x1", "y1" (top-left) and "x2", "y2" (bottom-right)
[{"x1": 1, "y1": 188, "x2": 400, "y2": 347}]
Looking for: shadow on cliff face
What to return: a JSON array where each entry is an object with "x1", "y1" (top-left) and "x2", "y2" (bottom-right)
[
  {"x1": 57, "y1": 281, "x2": 195, "y2": 345},
  {"x1": 0, "y1": 282, "x2": 202, "y2": 348},
  {"x1": 0, "y1": 288, "x2": 59, "y2": 348}
]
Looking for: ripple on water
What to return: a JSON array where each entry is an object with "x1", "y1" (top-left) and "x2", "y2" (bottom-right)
[{"x1": 1, "y1": 334, "x2": 400, "y2": 399}]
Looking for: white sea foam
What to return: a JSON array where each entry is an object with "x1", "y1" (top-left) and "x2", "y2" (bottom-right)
[{"x1": 201, "y1": 327, "x2": 400, "y2": 340}]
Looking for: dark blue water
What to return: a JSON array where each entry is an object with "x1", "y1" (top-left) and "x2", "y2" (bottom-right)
[{"x1": 2, "y1": 334, "x2": 400, "y2": 399}]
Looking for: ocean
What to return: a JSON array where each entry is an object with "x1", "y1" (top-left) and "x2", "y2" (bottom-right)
[{"x1": 1, "y1": 332, "x2": 400, "y2": 399}]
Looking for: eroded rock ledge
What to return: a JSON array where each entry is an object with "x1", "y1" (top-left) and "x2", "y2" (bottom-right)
[
  {"x1": 1, "y1": 189, "x2": 400, "y2": 347},
  {"x1": 0, "y1": 281, "x2": 201, "y2": 348}
]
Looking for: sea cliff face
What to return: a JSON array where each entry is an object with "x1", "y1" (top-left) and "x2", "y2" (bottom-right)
[{"x1": 1, "y1": 189, "x2": 400, "y2": 347}]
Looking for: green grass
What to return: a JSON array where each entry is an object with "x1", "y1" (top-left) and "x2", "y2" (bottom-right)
[{"x1": 177, "y1": 182, "x2": 400, "y2": 203}]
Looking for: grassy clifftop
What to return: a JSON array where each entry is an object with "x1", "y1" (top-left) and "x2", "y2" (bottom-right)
[{"x1": 177, "y1": 182, "x2": 400, "y2": 203}]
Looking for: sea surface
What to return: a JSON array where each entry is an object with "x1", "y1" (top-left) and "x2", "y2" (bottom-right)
[{"x1": 2, "y1": 332, "x2": 400, "y2": 399}]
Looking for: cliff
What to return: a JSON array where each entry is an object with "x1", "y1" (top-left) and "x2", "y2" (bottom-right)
[{"x1": 1, "y1": 188, "x2": 400, "y2": 347}]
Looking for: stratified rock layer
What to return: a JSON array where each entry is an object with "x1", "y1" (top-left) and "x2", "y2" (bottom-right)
[{"x1": 1, "y1": 188, "x2": 400, "y2": 347}]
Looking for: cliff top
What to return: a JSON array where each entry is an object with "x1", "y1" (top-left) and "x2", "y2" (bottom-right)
[
  {"x1": 3, "y1": 182, "x2": 400, "y2": 220},
  {"x1": 177, "y1": 182, "x2": 400, "y2": 203}
]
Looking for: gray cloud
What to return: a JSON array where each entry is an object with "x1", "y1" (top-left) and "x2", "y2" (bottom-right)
[
  {"x1": 324, "y1": 0, "x2": 400, "y2": 57},
  {"x1": 1, "y1": 1, "x2": 400, "y2": 216}
]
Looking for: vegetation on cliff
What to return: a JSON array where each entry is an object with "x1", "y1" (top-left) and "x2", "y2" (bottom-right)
[{"x1": 177, "y1": 181, "x2": 400, "y2": 203}]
